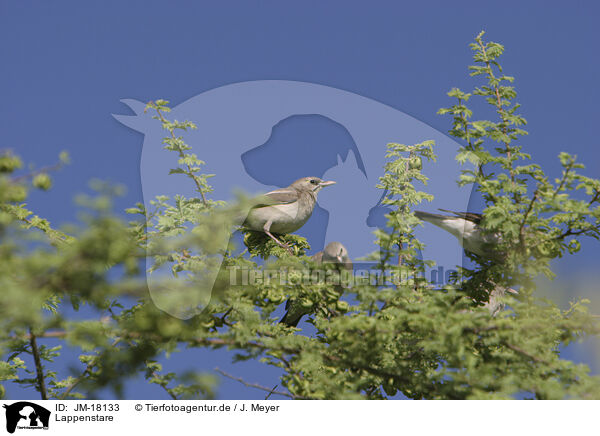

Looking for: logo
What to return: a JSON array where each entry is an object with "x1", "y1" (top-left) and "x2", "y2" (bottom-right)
[{"x1": 2, "y1": 402, "x2": 50, "y2": 434}]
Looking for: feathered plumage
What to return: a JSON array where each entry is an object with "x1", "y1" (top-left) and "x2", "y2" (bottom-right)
[{"x1": 414, "y1": 209, "x2": 501, "y2": 261}]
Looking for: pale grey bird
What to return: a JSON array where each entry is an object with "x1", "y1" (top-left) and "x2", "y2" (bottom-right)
[
  {"x1": 243, "y1": 177, "x2": 336, "y2": 254},
  {"x1": 415, "y1": 209, "x2": 517, "y2": 314},
  {"x1": 280, "y1": 242, "x2": 351, "y2": 327},
  {"x1": 414, "y1": 209, "x2": 502, "y2": 261}
]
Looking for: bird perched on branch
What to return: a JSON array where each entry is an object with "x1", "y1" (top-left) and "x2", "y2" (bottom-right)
[
  {"x1": 243, "y1": 177, "x2": 336, "y2": 255},
  {"x1": 414, "y1": 209, "x2": 501, "y2": 261},
  {"x1": 280, "y1": 242, "x2": 351, "y2": 327}
]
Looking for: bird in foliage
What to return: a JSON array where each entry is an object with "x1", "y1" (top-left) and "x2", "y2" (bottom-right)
[
  {"x1": 414, "y1": 209, "x2": 502, "y2": 261},
  {"x1": 280, "y1": 242, "x2": 351, "y2": 327},
  {"x1": 243, "y1": 177, "x2": 336, "y2": 255}
]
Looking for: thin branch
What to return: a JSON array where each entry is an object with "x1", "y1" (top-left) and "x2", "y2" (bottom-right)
[
  {"x1": 150, "y1": 370, "x2": 178, "y2": 400},
  {"x1": 462, "y1": 325, "x2": 499, "y2": 334},
  {"x1": 457, "y1": 97, "x2": 486, "y2": 178},
  {"x1": 519, "y1": 189, "x2": 538, "y2": 247},
  {"x1": 214, "y1": 367, "x2": 307, "y2": 400},
  {"x1": 556, "y1": 228, "x2": 590, "y2": 241},
  {"x1": 264, "y1": 384, "x2": 278, "y2": 400},
  {"x1": 60, "y1": 337, "x2": 121, "y2": 400},
  {"x1": 59, "y1": 365, "x2": 93, "y2": 400},
  {"x1": 220, "y1": 308, "x2": 234, "y2": 327},
  {"x1": 28, "y1": 329, "x2": 48, "y2": 400},
  {"x1": 152, "y1": 106, "x2": 208, "y2": 206},
  {"x1": 477, "y1": 37, "x2": 514, "y2": 183},
  {"x1": 17, "y1": 328, "x2": 432, "y2": 400},
  {"x1": 25, "y1": 330, "x2": 67, "y2": 339},
  {"x1": 14, "y1": 330, "x2": 270, "y2": 352},
  {"x1": 21, "y1": 330, "x2": 304, "y2": 398},
  {"x1": 279, "y1": 355, "x2": 292, "y2": 369},
  {"x1": 552, "y1": 164, "x2": 572, "y2": 200},
  {"x1": 10, "y1": 161, "x2": 64, "y2": 184},
  {"x1": 588, "y1": 189, "x2": 600, "y2": 206},
  {"x1": 505, "y1": 342, "x2": 548, "y2": 365},
  {"x1": 458, "y1": 97, "x2": 472, "y2": 148}
]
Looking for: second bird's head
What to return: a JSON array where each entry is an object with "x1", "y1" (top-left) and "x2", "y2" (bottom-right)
[
  {"x1": 322, "y1": 241, "x2": 351, "y2": 268},
  {"x1": 291, "y1": 177, "x2": 336, "y2": 194}
]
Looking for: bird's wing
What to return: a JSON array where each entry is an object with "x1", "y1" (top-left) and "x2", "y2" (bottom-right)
[
  {"x1": 437, "y1": 208, "x2": 483, "y2": 224},
  {"x1": 280, "y1": 299, "x2": 303, "y2": 327},
  {"x1": 251, "y1": 188, "x2": 299, "y2": 208},
  {"x1": 311, "y1": 251, "x2": 324, "y2": 263},
  {"x1": 414, "y1": 210, "x2": 451, "y2": 222}
]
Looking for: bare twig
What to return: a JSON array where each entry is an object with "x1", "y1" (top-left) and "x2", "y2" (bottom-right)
[
  {"x1": 264, "y1": 384, "x2": 279, "y2": 400},
  {"x1": 60, "y1": 337, "x2": 122, "y2": 400},
  {"x1": 214, "y1": 367, "x2": 307, "y2": 400}
]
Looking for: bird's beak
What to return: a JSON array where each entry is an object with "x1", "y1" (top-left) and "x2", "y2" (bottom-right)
[
  {"x1": 506, "y1": 288, "x2": 519, "y2": 295},
  {"x1": 319, "y1": 180, "x2": 336, "y2": 187}
]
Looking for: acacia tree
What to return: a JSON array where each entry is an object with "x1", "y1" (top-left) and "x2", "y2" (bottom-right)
[{"x1": 1, "y1": 32, "x2": 600, "y2": 400}]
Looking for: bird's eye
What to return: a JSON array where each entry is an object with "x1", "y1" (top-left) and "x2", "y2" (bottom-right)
[{"x1": 310, "y1": 179, "x2": 318, "y2": 185}]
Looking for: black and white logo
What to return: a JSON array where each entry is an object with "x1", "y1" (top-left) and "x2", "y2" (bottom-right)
[{"x1": 2, "y1": 402, "x2": 50, "y2": 434}]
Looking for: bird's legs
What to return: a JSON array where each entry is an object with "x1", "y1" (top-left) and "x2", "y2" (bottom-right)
[{"x1": 263, "y1": 221, "x2": 294, "y2": 255}]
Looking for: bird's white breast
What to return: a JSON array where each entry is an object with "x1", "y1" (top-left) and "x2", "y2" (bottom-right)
[
  {"x1": 246, "y1": 200, "x2": 310, "y2": 234},
  {"x1": 439, "y1": 217, "x2": 476, "y2": 238}
]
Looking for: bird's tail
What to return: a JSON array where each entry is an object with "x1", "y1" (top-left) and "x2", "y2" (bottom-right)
[
  {"x1": 414, "y1": 210, "x2": 449, "y2": 222},
  {"x1": 279, "y1": 311, "x2": 301, "y2": 327}
]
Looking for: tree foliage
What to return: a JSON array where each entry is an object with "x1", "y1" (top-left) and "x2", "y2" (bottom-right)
[{"x1": 1, "y1": 32, "x2": 599, "y2": 400}]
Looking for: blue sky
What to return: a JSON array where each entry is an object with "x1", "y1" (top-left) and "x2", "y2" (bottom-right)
[{"x1": 1, "y1": 1, "x2": 599, "y2": 399}]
